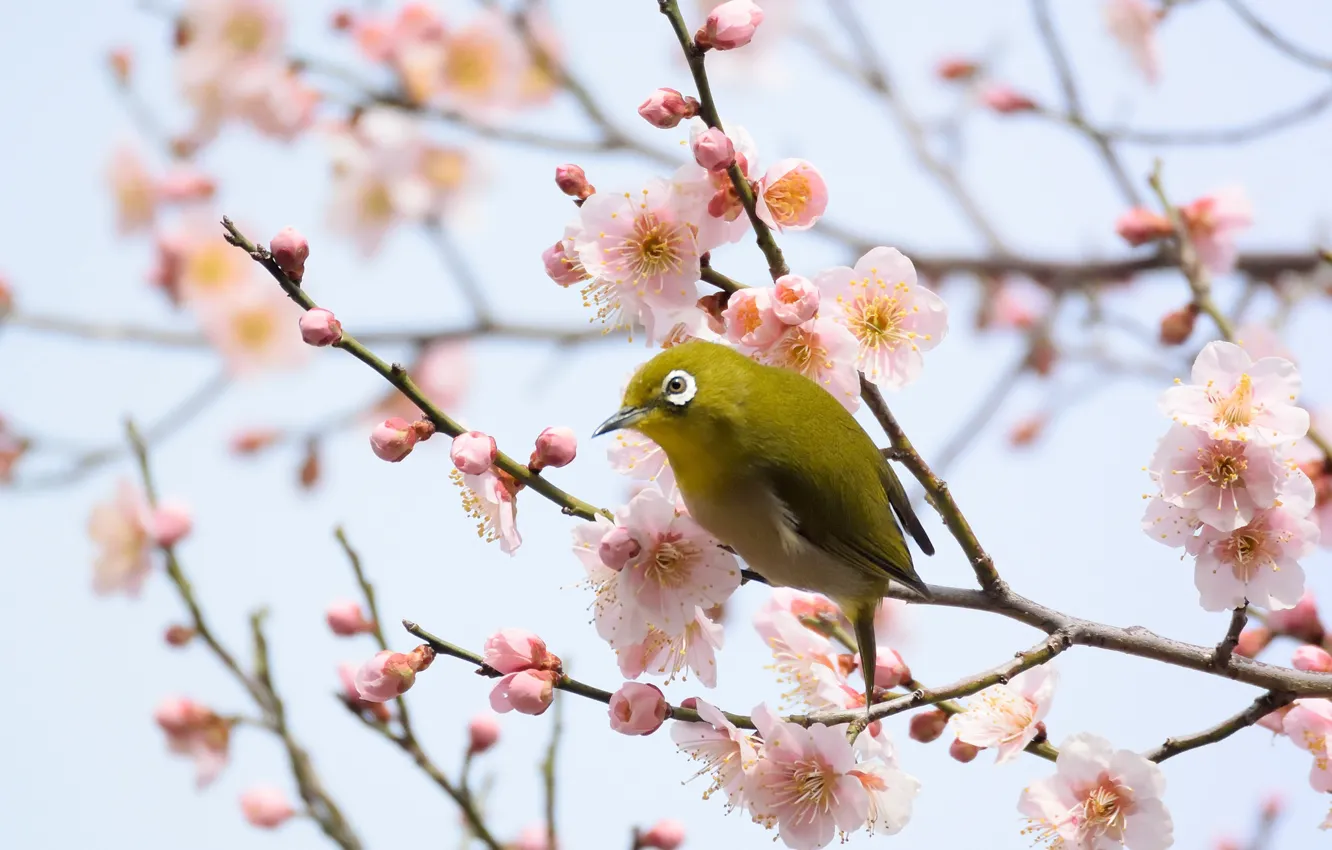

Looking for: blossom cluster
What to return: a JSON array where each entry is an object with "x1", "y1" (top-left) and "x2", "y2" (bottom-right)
[{"x1": 1143, "y1": 340, "x2": 1319, "y2": 611}]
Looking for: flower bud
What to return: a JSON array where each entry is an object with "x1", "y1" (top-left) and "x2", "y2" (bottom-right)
[
  {"x1": 370, "y1": 417, "x2": 417, "y2": 462},
  {"x1": 150, "y1": 502, "x2": 193, "y2": 547},
  {"x1": 639, "y1": 819, "x2": 686, "y2": 850},
  {"x1": 1233, "y1": 626, "x2": 1272, "y2": 659},
  {"x1": 299, "y1": 439, "x2": 321, "y2": 490},
  {"x1": 554, "y1": 164, "x2": 594, "y2": 200},
  {"x1": 542, "y1": 239, "x2": 589, "y2": 287},
  {"x1": 230, "y1": 428, "x2": 281, "y2": 455},
  {"x1": 468, "y1": 713, "x2": 501, "y2": 755},
  {"x1": 638, "y1": 88, "x2": 698, "y2": 129},
  {"x1": 949, "y1": 738, "x2": 981, "y2": 763},
  {"x1": 1026, "y1": 337, "x2": 1057, "y2": 376},
  {"x1": 1157, "y1": 305, "x2": 1198, "y2": 346},
  {"x1": 269, "y1": 227, "x2": 310, "y2": 283},
  {"x1": 513, "y1": 825, "x2": 551, "y2": 850},
  {"x1": 483, "y1": 628, "x2": 555, "y2": 674},
  {"x1": 0, "y1": 276, "x2": 12, "y2": 317},
  {"x1": 1268, "y1": 592, "x2": 1325, "y2": 645},
  {"x1": 772, "y1": 275, "x2": 819, "y2": 325},
  {"x1": 873, "y1": 648, "x2": 911, "y2": 691},
  {"x1": 299, "y1": 307, "x2": 343, "y2": 346},
  {"x1": 240, "y1": 786, "x2": 296, "y2": 829},
  {"x1": 1261, "y1": 792, "x2": 1285, "y2": 820},
  {"x1": 490, "y1": 669, "x2": 557, "y2": 715},
  {"x1": 165, "y1": 624, "x2": 196, "y2": 647},
  {"x1": 598, "y1": 526, "x2": 641, "y2": 571},
  {"x1": 908, "y1": 708, "x2": 948, "y2": 743},
  {"x1": 337, "y1": 662, "x2": 391, "y2": 722},
  {"x1": 354, "y1": 650, "x2": 419, "y2": 702},
  {"x1": 331, "y1": 9, "x2": 355, "y2": 30},
  {"x1": 1115, "y1": 208, "x2": 1174, "y2": 246},
  {"x1": 980, "y1": 84, "x2": 1038, "y2": 114},
  {"x1": 109, "y1": 47, "x2": 133, "y2": 84},
  {"x1": 326, "y1": 599, "x2": 375, "y2": 636},
  {"x1": 530, "y1": 426, "x2": 577, "y2": 470},
  {"x1": 697, "y1": 0, "x2": 764, "y2": 50},
  {"x1": 609, "y1": 682, "x2": 669, "y2": 736},
  {"x1": 1293, "y1": 644, "x2": 1332, "y2": 673},
  {"x1": 1008, "y1": 415, "x2": 1046, "y2": 448},
  {"x1": 451, "y1": 430, "x2": 497, "y2": 474},
  {"x1": 691, "y1": 127, "x2": 735, "y2": 173},
  {"x1": 936, "y1": 56, "x2": 980, "y2": 82}
]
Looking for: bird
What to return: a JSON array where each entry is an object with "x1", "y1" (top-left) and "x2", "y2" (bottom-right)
[{"x1": 593, "y1": 339, "x2": 934, "y2": 717}]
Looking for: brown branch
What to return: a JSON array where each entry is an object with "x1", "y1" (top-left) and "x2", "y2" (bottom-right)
[
  {"x1": 1213, "y1": 606, "x2": 1249, "y2": 669},
  {"x1": 1145, "y1": 690, "x2": 1296, "y2": 763}
]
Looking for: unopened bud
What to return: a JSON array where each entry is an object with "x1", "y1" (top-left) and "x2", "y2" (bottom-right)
[
  {"x1": 691, "y1": 127, "x2": 735, "y2": 173},
  {"x1": 638, "y1": 819, "x2": 686, "y2": 850},
  {"x1": 109, "y1": 47, "x2": 133, "y2": 84},
  {"x1": 1116, "y1": 208, "x2": 1174, "y2": 246},
  {"x1": 231, "y1": 428, "x2": 282, "y2": 455},
  {"x1": 451, "y1": 431, "x2": 497, "y2": 474},
  {"x1": 1292, "y1": 644, "x2": 1332, "y2": 673},
  {"x1": 269, "y1": 227, "x2": 310, "y2": 283},
  {"x1": 409, "y1": 643, "x2": 436, "y2": 672},
  {"x1": 908, "y1": 709, "x2": 948, "y2": 743},
  {"x1": 326, "y1": 599, "x2": 375, "y2": 637},
  {"x1": 530, "y1": 426, "x2": 577, "y2": 470},
  {"x1": 949, "y1": 738, "x2": 981, "y2": 763},
  {"x1": 299, "y1": 307, "x2": 343, "y2": 347},
  {"x1": 1025, "y1": 337, "x2": 1058, "y2": 376},
  {"x1": 1233, "y1": 626, "x2": 1272, "y2": 659},
  {"x1": 299, "y1": 439, "x2": 321, "y2": 489},
  {"x1": 936, "y1": 56, "x2": 980, "y2": 82},
  {"x1": 599, "y1": 526, "x2": 641, "y2": 571},
  {"x1": 873, "y1": 648, "x2": 911, "y2": 691},
  {"x1": 980, "y1": 84, "x2": 1038, "y2": 114},
  {"x1": 1261, "y1": 792, "x2": 1285, "y2": 820},
  {"x1": 1008, "y1": 415, "x2": 1046, "y2": 448},
  {"x1": 638, "y1": 88, "x2": 699, "y2": 129},
  {"x1": 370, "y1": 417, "x2": 417, "y2": 462},
  {"x1": 331, "y1": 9, "x2": 355, "y2": 30},
  {"x1": 150, "y1": 502, "x2": 193, "y2": 547},
  {"x1": 165, "y1": 624, "x2": 196, "y2": 647},
  {"x1": 554, "y1": 164, "x2": 594, "y2": 200},
  {"x1": 467, "y1": 713, "x2": 501, "y2": 755},
  {"x1": 696, "y1": 0, "x2": 764, "y2": 50},
  {"x1": 1158, "y1": 305, "x2": 1198, "y2": 346}
]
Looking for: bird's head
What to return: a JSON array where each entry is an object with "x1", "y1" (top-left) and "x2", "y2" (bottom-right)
[{"x1": 592, "y1": 340, "x2": 749, "y2": 451}]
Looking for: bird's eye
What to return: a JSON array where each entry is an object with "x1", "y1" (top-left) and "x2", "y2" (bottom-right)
[{"x1": 662, "y1": 370, "x2": 697, "y2": 406}]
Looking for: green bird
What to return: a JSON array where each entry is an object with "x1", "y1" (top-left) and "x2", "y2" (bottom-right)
[{"x1": 593, "y1": 339, "x2": 934, "y2": 715}]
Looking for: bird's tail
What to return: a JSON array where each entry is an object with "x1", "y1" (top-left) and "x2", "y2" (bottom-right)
[
  {"x1": 889, "y1": 563, "x2": 932, "y2": 601},
  {"x1": 849, "y1": 598, "x2": 880, "y2": 721}
]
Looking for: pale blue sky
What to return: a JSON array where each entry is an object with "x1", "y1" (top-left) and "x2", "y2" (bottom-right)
[{"x1": 3, "y1": 1, "x2": 1332, "y2": 848}]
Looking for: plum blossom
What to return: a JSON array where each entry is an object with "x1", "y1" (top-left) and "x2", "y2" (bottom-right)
[
  {"x1": 1019, "y1": 732, "x2": 1174, "y2": 850},
  {"x1": 1141, "y1": 491, "x2": 1203, "y2": 548},
  {"x1": 484, "y1": 629, "x2": 562, "y2": 716},
  {"x1": 721, "y1": 287, "x2": 783, "y2": 348},
  {"x1": 351, "y1": 3, "x2": 448, "y2": 104},
  {"x1": 755, "y1": 159, "x2": 828, "y2": 232},
  {"x1": 240, "y1": 786, "x2": 295, "y2": 828},
  {"x1": 753, "y1": 589, "x2": 852, "y2": 710},
  {"x1": 543, "y1": 226, "x2": 591, "y2": 287},
  {"x1": 1282, "y1": 699, "x2": 1332, "y2": 792},
  {"x1": 156, "y1": 215, "x2": 254, "y2": 305},
  {"x1": 816, "y1": 247, "x2": 948, "y2": 389},
  {"x1": 338, "y1": 662, "x2": 391, "y2": 722},
  {"x1": 490, "y1": 669, "x2": 557, "y2": 715},
  {"x1": 1148, "y1": 424, "x2": 1284, "y2": 532},
  {"x1": 155, "y1": 696, "x2": 231, "y2": 786},
  {"x1": 608, "y1": 682, "x2": 670, "y2": 736},
  {"x1": 452, "y1": 468, "x2": 522, "y2": 554},
  {"x1": 574, "y1": 179, "x2": 705, "y2": 343},
  {"x1": 699, "y1": 0, "x2": 764, "y2": 50},
  {"x1": 354, "y1": 647, "x2": 434, "y2": 701},
  {"x1": 952, "y1": 663, "x2": 1058, "y2": 764},
  {"x1": 468, "y1": 714, "x2": 501, "y2": 755},
  {"x1": 107, "y1": 144, "x2": 160, "y2": 233},
  {"x1": 849, "y1": 729, "x2": 920, "y2": 836},
  {"x1": 606, "y1": 429, "x2": 678, "y2": 496},
  {"x1": 1104, "y1": 0, "x2": 1161, "y2": 83},
  {"x1": 483, "y1": 628, "x2": 556, "y2": 674},
  {"x1": 436, "y1": 12, "x2": 525, "y2": 118},
  {"x1": 756, "y1": 317, "x2": 862, "y2": 412},
  {"x1": 89, "y1": 481, "x2": 154, "y2": 596},
  {"x1": 1158, "y1": 341, "x2": 1309, "y2": 445},
  {"x1": 671, "y1": 119, "x2": 758, "y2": 250},
  {"x1": 1189, "y1": 505, "x2": 1317, "y2": 611},
  {"x1": 617, "y1": 606, "x2": 725, "y2": 687},
  {"x1": 200, "y1": 287, "x2": 306, "y2": 376},
  {"x1": 1268, "y1": 590, "x2": 1325, "y2": 643},
  {"x1": 772, "y1": 275, "x2": 819, "y2": 325},
  {"x1": 638, "y1": 820, "x2": 686, "y2": 850},
  {"x1": 670, "y1": 697, "x2": 759, "y2": 809},
  {"x1": 1180, "y1": 187, "x2": 1252, "y2": 275}
]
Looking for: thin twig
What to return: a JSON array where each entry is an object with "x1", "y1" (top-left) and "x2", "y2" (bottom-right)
[
  {"x1": 541, "y1": 695, "x2": 563, "y2": 850},
  {"x1": 1222, "y1": 0, "x2": 1332, "y2": 72},
  {"x1": 1213, "y1": 606, "x2": 1249, "y2": 669},
  {"x1": 1145, "y1": 690, "x2": 1295, "y2": 763}
]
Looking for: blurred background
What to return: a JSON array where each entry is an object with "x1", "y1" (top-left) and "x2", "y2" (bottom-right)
[{"x1": 2, "y1": 0, "x2": 1332, "y2": 847}]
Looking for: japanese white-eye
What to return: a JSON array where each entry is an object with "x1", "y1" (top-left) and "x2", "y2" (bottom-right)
[{"x1": 594, "y1": 339, "x2": 934, "y2": 714}]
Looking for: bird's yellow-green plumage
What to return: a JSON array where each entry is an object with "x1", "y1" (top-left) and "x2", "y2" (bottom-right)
[{"x1": 593, "y1": 340, "x2": 934, "y2": 715}]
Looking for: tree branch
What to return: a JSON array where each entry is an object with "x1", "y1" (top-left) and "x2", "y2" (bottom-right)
[{"x1": 1145, "y1": 689, "x2": 1295, "y2": 763}]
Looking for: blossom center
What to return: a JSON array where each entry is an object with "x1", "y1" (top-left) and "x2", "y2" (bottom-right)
[
  {"x1": 765, "y1": 174, "x2": 811, "y2": 225},
  {"x1": 1197, "y1": 443, "x2": 1246, "y2": 488},
  {"x1": 769, "y1": 758, "x2": 839, "y2": 822},
  {"x1": 187, "y1": 245, "x2": 236, "y2": 291},
  {"x1": 1212, "y1": 374, "x2": 1254, "y2": 429},
  {"x1": 446, "y1": 41, "x2": 496, "y2": 93},
  {"x1": 846, "y1": 292, "x2": 908, "y2": 350},
  {"x1": 617, "y1": 213, "x2": 686, "y2": 285},
  {"x1": 360, "y1": 182, "x2": 395, "y2": 223},
  {"x1": 225, "y1": 11, "x2": 269, "y2": 55},
  {"x1": 231, "y1": 308, "x2": 276, "y2": 351},
  {"x1": 1078, "y1": 783, "x2": 1128, "y2": 842},
  {"x1": 771, "y1": 327, "x2": 829, "y2": 379},
  {"x1": 645, "y1": 533, "x2": 700, "y2": 589},
  {"x1": 422, "y1": 148, "x2": 466, "y2": 190}
]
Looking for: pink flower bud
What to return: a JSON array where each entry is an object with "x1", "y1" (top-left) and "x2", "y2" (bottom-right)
[
  {"x1": 772, "y1": 274, "x2": 819, "y2": 325},
  {"x1": 530, "y1": 426, "x2": 577, "y2": 470},
  {"x1": 451, "y1": 430, "x2": 498, "y2": 474},
  {"x1": 1234, "y1": 627, "x2": 1272, "y2": 659},
  {"x1": 326, "y1": 599, "x2": 375, "y2": 636},
  {"x1": 873, "y1": 648, "x2": 911, "y2": 691},
  {"x1": 150, "y1": 502, "x2": 193, "y2": 547},
  {"x1": 299, "y1": 307, "x2": 343, "y2": 346},
  {"x1": 483, "y1": 628, "x2": 555, "y2": 674},
  {"x1": 691, "y1": 127, "x2": 734, "y2": 173},
  {"x1": 468, "y1": 713, "x2": 501, "y2": 755},
  {"x1": 936, "y1": 56, "x2": 980, "y2": 82},
  {"x1": 679, "y1": 696, "x2": 698, "y2": 710},
  {"x1": 554, "y1": 164, "x2": 594, "y2": 200},
  {"x1": 721, "y1": 287, "x2": 783, "y2": 348},
  {"x1": 609, "y1": 682, "x2": 669, "y2": 736},
  {"x1": 1261, "y1": 792, "x2": 1285, "y2": 820},
  {"x1": 157, "y1": 167, "x2": 216, "y2": 202},
  {"x1": 1158, "y1": 305, "x2": 1198, "y2": 346},
  {"x1": 1115, "y1": 208, "x2": 1174, "y2": 246},
  {"x1": 1293, "y1": 644, "x2": 1332, "y2": 673},
  {"x1": 337, "y1": 662, "x2": 391, "y2": 722},
  {"x1": 269, "y1": 227, "x2": 310, "y2": 282},
  {"x1": 639, "y1": 819, "x2": 686, "y2": 850},
  {"x1": 598, "y1": 526, "x2": 641, "y2": 571},
  {"x1": 949, "y1": 738, "x2": 981, "y2": 763},
  {"x1": 1008, "y1": 416, "x2": 1046, "y2": 448},
  {"x1": 542, "y1": 239, "x2": 589, "y2": 287},
  {"x1": 230, "y1": 428, "x2": 281, "y2": 455},
  {"x1": 638, "y1": 88, "x2": 698, "y2": 129},
  {"x1": 165, "y1": 624, "x2": 196, "y2": 647},
  {"x1": 1256, "y1": 704, "x2": 1291, "y2": 735},
  {"x1": 154, "y1": 696, "x2": 205, "y2": 734},
  {"x1": 908, "y1": 709, "x2": 949, "y2": 743},
  {"x1": 490, "y1": 669, "x2": 557, "y2": 715},
  {"x1": 109, "y1": 47, "x2": 133, "y2": 84},
  {"x1": 240, "y1": 786, "x2": 296, "y2": 829},
  {"x1": 354, "y1": 650, "x2": 418, "y2": 702},
  {"x1": 513, "y1": 825, "x2": 551, "y2": 850},
  {"x1": 1268, "y1": 592, "x2": 1325, "y2": 644},
  {"x1": 370, "y1": 417, "x2": 418, "y2": 462},
  {"x1": 698, "y1": 0, "x2": 764, "y2": 50},
  {"x1": 980, "y1": 84, "x2": 1038, "y2": 114}
]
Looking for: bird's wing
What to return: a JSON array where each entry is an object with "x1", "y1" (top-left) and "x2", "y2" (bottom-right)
[{"x1": 878, "y1": 463, "x2": 935, "y2": 556}]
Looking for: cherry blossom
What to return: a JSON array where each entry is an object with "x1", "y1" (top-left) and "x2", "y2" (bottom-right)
[
  {"x1": 200, "y1": 287, "x2": 306, "y2": 376},
  {"x1": 755, "y1": 159, "x2": 828, "y2": 232},
  {"x1": 1188, "y1": 505, "x2": 1317, "y2": 611},
  {"x1": 1282, "y1": 699, "x2": 1332, "y2": 792},
  {"x1": 452, "y1": 469, "x2": 522, "y2": 554},
  {"x1": 1104, "y1": 0, "x2": 1161, "y2": 83},
  {"x1": 952, "y1": 663, "x2": 1058, "y2": 764},
  {"x1": 670, "y1": 697, "x2": 758, "y2": 809},
  {"x1": 1018, "y1": 732, "x2": 1174, "y2": 850},
  {"x1": 608, "y1": 431, "x2": 678, "y2": 498},
  {"x1": 755, "y1": 317, "x2": 862, "y2": 412},
  {"x1": 849, "y1": 729, "x2": 920, "y2": 837},
  {"x1": 721, "y1": 287, "x2": 783, "y2": 349},
  {"x1": 1159, "y1": 341, "x2": 1309, "y2": 445},
  {"x1": 88, "y1": 481, "x2": 154, "y2": 596},
  {"x1": 816, "y1": 247, "x2": 948, "y2": 389},
  {"x1": 616, "y1": 606, "x2": 724, "y2": 687},
  {"x1": 1148, "y1": 425, "x2": 1284, "y2": 532}
]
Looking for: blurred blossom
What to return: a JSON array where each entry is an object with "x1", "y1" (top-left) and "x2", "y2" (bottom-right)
[
  {"x1": 154, "y1": 696, "x2": 231, "y2": 786},
  {"x1": 239, "y1": 786, "x2": 296, "y2": 828},
  {"x1": 156, "y1": 214, "x2": 254, "y2": 305},
  {"x1": 1180, "y1": 187, "x2": 1252, "y2": 275},
  {"x1": 200, "y1": 287, "x2": 307, "y2": 376},
  {"x1": 107, "y1": 144, "x2": 159, "y2": 234},
  {"x1": 1104, "y1": 0, "x2": 1161, "y2": 83},
  {"x1": 453, "y1": 468, "x2": 522, "y2": 554},
  {"x1": 89, "y1": 481, "x2": 154, "y2": 596},
  {"x1": 376, "y1": 340, "x2": 469, "y2": 420}
]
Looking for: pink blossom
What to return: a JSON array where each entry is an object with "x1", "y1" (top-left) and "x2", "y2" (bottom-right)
[
  {"x1": 816, "y1": 247, "x2": 948, "y2": 390},
  {"x1": 355, "y1": 649, "x2": 420, "y2": 701},
  {"x1": 670, "y1": 697, "x2": 758, "y2": 808},
  {"x1": 374, "y1": 340, "x2": 468, "y2": 422},
  {"x1": 240, "y1": 786, "x2": 295, "y2": 828},
  {"x1": 617, "y1": 607, "x2": 724, "y2": 687},
  {"x1": 1189, "y1": 506, "x2": 1317, "y2": 611},
  {"x1": 149, "y1": 502, "x2": 193, "y2": 548},
  {"x1": 747, "y1": 706, "x2": 868, "y2": 849},
  {"x1": 609, "y1": 682, "x2": 670, "y2": 735},
  {"x1": 721, "y1": 287, "x2": 783, "y2": 348},
  {"x1": 753, "y1": 589, "x2": 849, "y2": 710},
  {"x1": 158, "y1": 215, "x2": 253, "y2": 304},
  {"x1": 871, "y1": 648, "x2": 911, "y2": 692},
  {"x1": 1159, "y1": 341, "x2": 1309, "y2": 444},
  {"x1": 1180, "y1": 187, "x2": 1253, "y2": 275},
  {"x1": 490, "y1": 669, "x2": 557, "y2": 715},
  {"x1": 512, "y1": 825, "x2": 552, "y2": 850},
  {"x1": 848, "y1": 730, "x2": 920, "y2": 836},
  {"x1": 638, "y1": 88, "x2": 698, "y2": 129},
  {"x1": 351, "y1": 4, "x2": 447, "y2": 96},
  {"x1": 1257, "y1": 704, "x2": 1292, "y2": 735},
  {"x1": 543, "y1": 228, "x2": 591, "y2": 287},
  {"x1": 453, "y1": 468, "x2": 522, "y2": 553},
  {"x1": 699, "y1": 0, "x2": 764, "y2": 50},
  {"x1": 668, "y1": 119, "x2": 759, "y2": 251},
  {"x1": 326, "y1": 599, "x2": 375, "y2": 636},
  {"x1": 608, "y1": 430, "x2": 678, "y2": 499},
  {"x1": 200, "y1": 287, "x2": 306, "y2": 376},
  {"x1": 1019, "y1": 732, "x2": 1174, "y2": 850},
  {"x1": 451, "y1": 431, "x2": 497, "y2": 475},
  {"x1": 1104, "y1": 0, "x2": 1161, "y2": 83},
  {"x1": 1268, "y1": 591, "x2": 1325, "y2": 643},
  {"x1": 987, "y1": 277, "x2": 1052, "y2": 330},
  {"x1": 299, "y1": 308, "x2": 342, "y2": 347},
  {"x1": 953, "y1": 663, "x2": 1058, "y2": 764},
  {"x1": 435, "y1": 13, "x2": 523, "y2": 117},
  {"x1": 370, "y1": 417, "x2": 418, "y2": 462},
  {"x1": 555, "y1": 164, "x2": 594, "y2": 200},
  {"x1": 1141, "y1": 490, "x2": 1204, "y2": 548},
  {"x1": 638, "y1": 819, "x2": 685, "y2": 850},
  {"x1": 598, "y1": 526, "x2": 642, "y2": 571},
  {"x1": 156, "y1": 166, "x2": 216, "y2": 203},
  {"x1": 154, "y1": 696, "x2": 231, "y2": 786},
  {"x1": 468, "y1": 714, "x2": 501, "y2": 755},
  {"x1": 1116, "y1": 208, "x2": 1174, "y2": 246},
  {"x1": 483, "y1": 628, "x2": 558, "y2": 674},
  {"x1": 1283, "y1": 699, "x2": 1332, "y2": 792},
  {"x1": 574, "y1": 180, "x2": 704, "y2": 343},
  {"x1": 531, "y1": 426, "x2": 577, "y2": 470},
  {"x1": 756, "y1": 316, "x2": 862, "y2": 412},
  {"x1": 1148, "y1": 425, "x2": 1284, "y2": 531},
  {"x1": 772, "y1": 275, "x2": 819, "y2": 325},
  {"x1": 107, "y1": 144, "x2": 159, "y2": 234},
  {"x1": 269, "y1": 227, "x2": 309, "y2": 282},
  {"x1": 908, "y1": 709, "x2": 949, "y2": 743},
  {"x1": 756, "y1": 159, "x2": 828, "y2": 231},
  {"x1": 1235, "y1": 323, "x2": 1295, "y2": 362},
  {"x1": 1293, "y1": 645, "x2": 1332, "y2": 673},
  {"x1": 337, "y1": 662, "x2": 391, "y2": 722},
  {"x1": 981, "y1": 84, "x2": 1038, "y2": 114},
  {"x1": 89, "y1": 481, "x2": 154, "y2": 596},
  {"x1": 691, "y1": 127, "x2": 735, "y2": 173}
]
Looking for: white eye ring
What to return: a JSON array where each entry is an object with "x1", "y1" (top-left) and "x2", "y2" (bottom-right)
[{"x1": 662, "y1": 369, "x2": 697, "y2": 406}]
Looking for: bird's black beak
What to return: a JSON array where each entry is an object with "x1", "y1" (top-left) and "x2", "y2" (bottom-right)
[{"x1": 592, "y1": 406, "x2": 649, "y2": 437}]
